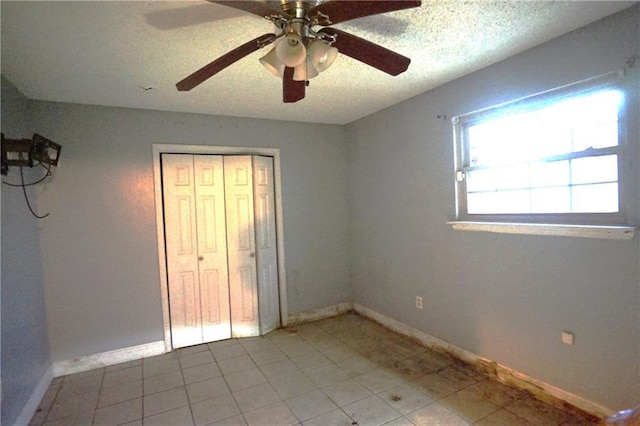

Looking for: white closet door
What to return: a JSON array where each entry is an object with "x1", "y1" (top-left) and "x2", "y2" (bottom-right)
[
  {"x1": 253, "y1": 156, "x2": 280, "y2": 334},
  {"x1": 162, "y1": 154, "x2": 205, "y2": 348},
  {"x1": 224, "y1": 156, "x2": 260, "y2": 337},
  {"x1": 194, "y1": 155, "x2": 232, "y2": 343},
  {"x1": 163, "y1": 154, "x2": 279, "y2": 346},
  {"x1": 163, "y1": 154, "x2": 231, "y2": 348}
]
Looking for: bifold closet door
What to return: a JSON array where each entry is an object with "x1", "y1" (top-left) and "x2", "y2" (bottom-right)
[
  {"x1": 253, "y1": 156, "x2": 280, "y2": 334},
  {"x1": 163, "y1": 154, "x2": 280, "y2": 346},
  {"x1": 223, "y1": 155, "x2": 280, "y2": 337},
  {"x1": 162, "y1": 154, "x2": 231, "y2": 348},
  {"x1": 224, "y1": 156, "x2": 260, "y2": 337}
]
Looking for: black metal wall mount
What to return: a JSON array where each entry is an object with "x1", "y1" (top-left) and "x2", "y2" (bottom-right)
[
  {"x1": 1, "y1": 133, "x2": 62, "y2": 175},
  {"x1": 1, "y1": 133, "x2": 62, "y2": 219}
]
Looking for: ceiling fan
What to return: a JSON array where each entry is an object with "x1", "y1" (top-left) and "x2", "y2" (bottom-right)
[{"x1": 176, "y1": 0, "x2": 422, "y2": 103}]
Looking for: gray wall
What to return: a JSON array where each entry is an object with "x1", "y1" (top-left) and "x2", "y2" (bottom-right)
[
  {"x1": 1, "y1": 77, "x2": 52, "y2": 425},
  {"x1": 28, "y1": 102, "x2": 351, "y2": 363},
  {"x1": 347, "y1": 6, "x2": 639, "y2": 412}
]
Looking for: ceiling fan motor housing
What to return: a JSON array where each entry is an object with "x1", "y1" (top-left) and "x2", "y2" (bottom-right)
[{"x1": 277, "y1": 0, "x2": 324, "y2": 19}]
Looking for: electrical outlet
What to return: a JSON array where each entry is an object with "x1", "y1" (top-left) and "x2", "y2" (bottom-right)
[
  {"x1": 416, "y1": 296, "x2": 423, "y2": 309},
  {"x1": 562, "y1": 331, "x2": 575, "y2": 345}
]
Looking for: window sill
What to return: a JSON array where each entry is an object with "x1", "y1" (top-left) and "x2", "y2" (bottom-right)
[{"x1": 447, "y1": 221, "x2": 635, "y2": 240}]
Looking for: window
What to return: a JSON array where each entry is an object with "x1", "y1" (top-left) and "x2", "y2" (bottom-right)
[{"x1": 452, "y1": 73, "x2": 632, "y2": 229}]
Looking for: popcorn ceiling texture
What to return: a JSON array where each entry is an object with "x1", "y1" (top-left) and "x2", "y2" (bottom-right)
[{"x1": 0, "y1": 1, "x2": 633, "y2": 124}]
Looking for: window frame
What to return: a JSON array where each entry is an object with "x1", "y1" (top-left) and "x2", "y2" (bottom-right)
[{"x1": 452, "y1": 71, "x2": 632, "y2": 228}]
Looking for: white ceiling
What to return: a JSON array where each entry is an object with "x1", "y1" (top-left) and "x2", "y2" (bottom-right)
[{"x1": 1, "y1": 1, "x2": 634, "y2": 125}]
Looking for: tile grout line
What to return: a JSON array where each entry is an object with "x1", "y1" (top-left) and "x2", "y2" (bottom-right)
[
  {"x1": 211, "y1": 341, "x2": 251, "y2": 425},
  {"x1": 140, "y1": 357, "x2": 145, "y2": 425},
  {"x1": 93, "y1": 367, "x2": 106, "y2": 425},
  {"x1": 178, "y1": 350, "x2": 197, "y2": 426},
  {"x1": 37, "y1": 377, "x2": 61, "y2": 425}
]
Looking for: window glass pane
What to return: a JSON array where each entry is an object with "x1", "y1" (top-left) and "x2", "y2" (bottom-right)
[
  {"x1": 565, "y1": 90, "x2": 622, "y2": 138},
  {"x1": 468, "y1": 190, "x2": 531, "y2": 214},
  {"x1": 531, "y1": 187, "x2": 571, "y2": 213},
  {"x1": 494, "y1": 165, "x2": 529, "y2": 190},
  {"x1": 467, "y1": 192, "x2": 498, "y2": 214},
  {"x1": 466, "y1": 169, "x2": 498, "y2": 193},
  {"x1": 530, "y1": 160, "x2": 570, "y2": 188},
  {"x1": 571, "y1": 155, "x2": 618, "y2": 185},
  {"x1": 493, "y1": 190, "x2": 531, "y2": 213},
  {"x1": 468, "y1": 121, "x2": 515, "y2": 167},
  {"x1": 573, "y1": 121, "x2": 618, "y2": 151},
  {"x1": 571, "y1": 183, "x2": 618, "y2": 213},
  {"x1": 533, "y1": 124, "x2": 573, "y2": 159},
  {"x1": 468, "y1": 165, "x2": 530, "y2": 192}
]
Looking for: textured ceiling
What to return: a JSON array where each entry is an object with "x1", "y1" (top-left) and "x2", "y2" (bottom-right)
[{"x1": 0, "y1": 1, "x2": 634, "y2": 124}]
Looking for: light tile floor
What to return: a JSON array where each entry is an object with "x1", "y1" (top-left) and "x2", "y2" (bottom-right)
[{"x1": 30, "y1": 313, "x2": 600, "y2": 426}]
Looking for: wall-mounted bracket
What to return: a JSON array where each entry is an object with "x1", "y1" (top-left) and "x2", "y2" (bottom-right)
[{"x1": 1, "y1": 133, "x2": 62, "y2": 175}]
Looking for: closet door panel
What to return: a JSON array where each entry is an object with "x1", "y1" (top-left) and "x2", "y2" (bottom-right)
[
  {"x1": 162, "y1": 154, "x2": 204, "y2": 348},
  {"x1": 194, "y1": 155, "x2": 232, "y2": 342},
  {"x1": 253, "y1": 156, "x2": 280, "y2": 334},
  {"x1": 224, "y1": 156, "x2": 260, "y2": 337}
]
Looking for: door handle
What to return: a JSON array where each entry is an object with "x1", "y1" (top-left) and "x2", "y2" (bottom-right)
[
  {"x1": 198, "y1": 256, "x2": 204, "y2": 261},
  {"x1": 250, "y1": 252, "x2": 256, "y2": 258}
]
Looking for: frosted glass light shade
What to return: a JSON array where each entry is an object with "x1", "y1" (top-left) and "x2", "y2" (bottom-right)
[
  {"x1": 293, "y1": 57, "x2": 319, "y2": 81},
  {"x1": 259, "y1": 48, "x2": 285, "y2": 77},
  {"x1": 275, "y1": 35, "x2": 307, "y2": 67},
  {"x1": 307, "y1": 40, "x2": 338, "y2": 73},
  {"x1": 293, "y1": 56, "x2": 320, "y2": 81},
  {"x1": 292, "y1": 62, "x2": 307, "y2": 81},
  {"x1": 305, "y1": 57, "x2": 320, "y2": 80}
]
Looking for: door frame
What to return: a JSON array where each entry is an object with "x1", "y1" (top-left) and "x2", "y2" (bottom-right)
[{"x1": 152, "y1": 144, "x2": 288, "y2": 351}]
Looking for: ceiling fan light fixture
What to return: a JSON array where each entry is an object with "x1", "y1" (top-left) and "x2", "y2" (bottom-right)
[
  {"x1": 292, "y1": 62, "x2": 307, "y2": 81},
  {"x1": 304, "y1": 56, "x2": 320, "y2": 80},
  {"x1": 307, "y1": 40, "x2": 338, "y2": 73},
  {"x1": 175, "y1": 0, "x2": 422, "y2": 102},
  {"x1": 275, "y1": 34, "x2": 307, "y2": 67},
  {"x1": 293, "y1": 57, "x2": 319, "y2": 81},
  {"x1": 259, "y1": 47, "x2": 285, "y2": 77}
]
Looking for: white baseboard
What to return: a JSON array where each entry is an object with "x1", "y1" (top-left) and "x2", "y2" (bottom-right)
[
  {"x1": 15, "y1": 365, "x2": 54, "y2": 426},
  {"x1": 287, "y1": 302, "x2": 354, "y2": 326},
  {"x1": 353, "y1": 303, "x2": 614, "y2": 419},
  {"x1": 53, "y1": 341, "x2": 166, "y2": 377}
]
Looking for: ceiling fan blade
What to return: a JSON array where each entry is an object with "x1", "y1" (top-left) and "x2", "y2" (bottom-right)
[
  {"x1": 283, "y1": 67, "x2": 305, "y2": 103},
  {"x1": 319, "y1": 28, "x2": 410, "y2": 76},
  {"x1": 309, "y1": 0, "x2": 421, "y2": 26},
  {"x1": 208, "y1": 1, "x2": 287, "y2": 20},
  {"x1": 176, "y1": 33, "x2": 276, "y2": 91}
]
